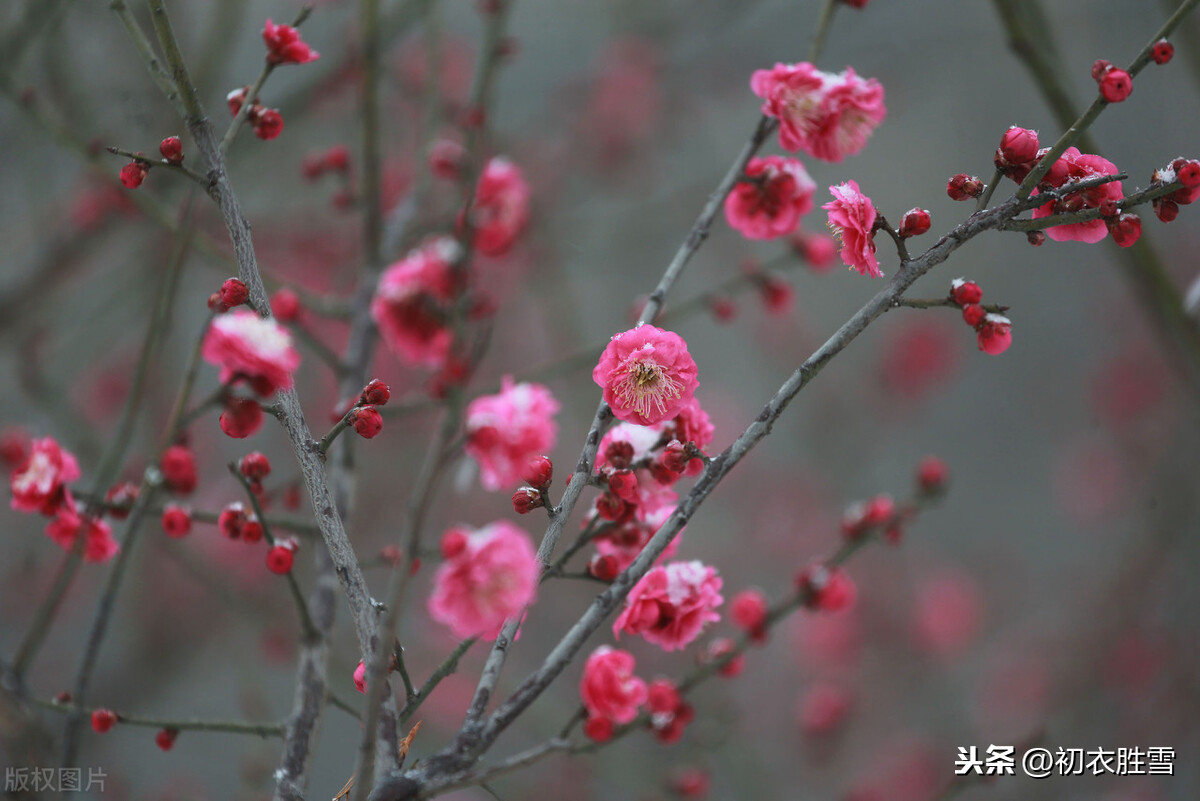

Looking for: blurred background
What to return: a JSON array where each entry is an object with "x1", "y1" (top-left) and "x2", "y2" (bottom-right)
[{"x1": 1, "y1": 1, "x2": 1198, "y2": 799}]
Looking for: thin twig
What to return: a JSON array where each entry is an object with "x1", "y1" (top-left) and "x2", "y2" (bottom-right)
[{"x1": 37, "y1": 698, "x2": 285, "y2": 737}]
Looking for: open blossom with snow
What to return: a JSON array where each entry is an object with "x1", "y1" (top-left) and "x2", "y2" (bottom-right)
[
  {"x1": 10, "y1": 437, "x2": 80, "y2": 515},
  {"x1": 751, "y1": 62, "x2": 886, "y2": 162},
  {"x1": 469, "y1": 157, "x2": 530, "y2": 257},
  {"x1": 1031, "y1": 147, "x2": 1123, "y2": 244},
  {"x1": 593, "y1": 325, "x2": 699, "y2": 427},
  {"x1": 465, "y1": 377, "x2": 560, "y2": 491},
  {"x1": 202, "y1": 310, "x2": 300, "y2": 396},
  {"x1": 428, "y1": 521, "x2": 538, "y2": 639},
  {"x1": 614, "y1": 560, "x2": 723, "y2": 651},
  {"x1": 823, "y1": 180, "x2": 881, "y2": 278},
  {"x1": 371, "y1": 237, "x2": 460, "y2": 367},
  {"x1": 725, "y1": 155, "x2": 816, "y2": 240},
  {"x1": 45, "y1": 496, "x2": 119, "y2": 563},
  {"x1": 580, "y1": 646, "x2": 648, "y2": 725}
]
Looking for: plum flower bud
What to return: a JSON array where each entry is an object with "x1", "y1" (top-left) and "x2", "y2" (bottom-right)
[
  {"x1": 160, "y1": 445, "x2": 198, "y2": 495},
  {"x1": 962, "y1": 303, "x2": 985, "y2": 328},
  {"x1": 1098, "y1": 68, "x2": 1132, "y2": 103},
  {"x1": 997, "y1": 126, "x2": 1039, "y2": 167},
  {"x1": 583, "y1": 715, "x2": 613, "y2": 742},
  {"x1": 796, "y1": 563, "x2": 856, "y2": 612},
  {"x1": 916, "y1": 455, "x2": 949, "y2": 495},
  {"x1": 360, "y1": 379, "x2": 390, "y2": 407},
  {"x1": 511, "y1": 486, "x2": 543, "y2": 514},
  {"x1": 159, "y1": 136, "x2": 183, "y2": 165},
  {"x1": 976, "y1": 314, "x2": 1013, "y2": 355},
  {"x1": 731, "y1": 588, "x2": 769, "y2": 635},
  {"x1": 950, "y1": 279, "x2": 983, "y2": 306},
  {"x1": 603, "y1": 441, "x2": 634, "y2": 470},
  {"x1": 1107, "y1": 212, "x2": 1142, "y2": 247},
  {"x1": 219, "y1": 277, "x2": 250, "y2": 309},
  {"x1": 441, "y1": 528, "x2": 468, "y2": 560},
  {"x1": 226, "y1": 87, "x2": 249, "y2": 116},
  {"x1": 266, "y1": 544, "x2": 295, "y2": 574},
  {"x1": 898, "y1": 207, "x2": 931, "y2": 238},
  {"x1": 220, "y1": 397, "x2": 263, "y2": 439},
  {"x1": 588, "y1": 553, "x2": 620, "y2": 581},
  {"x1": 946, "y1": 173, "x2": 983, "y2": 201},
  {"x1": 521, "y1": 455, "x2": 553, "y2": 491},
  {"x1": 239, "y1": 451, "x2": 271, "y2": 481},
  {"x1": 91, "y1": 709, "x2": 118, "y2": 733},
  {"x1": 1154, "y1": 198, "x2": 1179, "y2": 223},
  {"x1": 349, "y1": 406, "x2": 383, "y2": 439},
  {"x1": 428, "y1": 139, "x2": 465, "y2": 179},
  {"x1": 253, "y1": 108, "x2": 284, "y2": 141},
  {"x1": 262, "y1": 19, "x2": 319, "y2": 66},
  {"x1": 271, "y1": 288, "x2": 301, "y2": 322},
  {"x1": 161, "y1": 504, "x2": 192, "y2": 538},
  {"x1": 218, "y1": 502, "x2": 248, "y2": 539},
  {"x1": 155, "y1": 728, "x2": 179, "y2": 751},
  {"x1": 119, "y1": 161, "x2": 147, "y2": 189},
  {"x1": 707, "y1": 637, "x2": 746, "y2": 677},
  {"x1": 104, "y1": 482, "x2": 139, "y2": 520},
  {"x1": 1091, "y1": 59, "x2": 1113, "y2": 81}
]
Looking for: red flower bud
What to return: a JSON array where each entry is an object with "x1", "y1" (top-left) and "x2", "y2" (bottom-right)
[
  {"x1": 159, "y1": 136, "x2": 183, "y2": 165},
  {"x1": 266, "y1": 545, "x2": 294, "y2": 574},
  {"x1": 587, "y1": 553, "x2": 620, "y2": 582},
  {"x1": 1152, "y1": 39, "x2": 1175, "y2": 65},
  {"x1": 349, "y1": 406, "x2": 383, "y2": 439},
  {"x1": 161, "y1": 504, "x2": 192, "y2": 538},
  {"x1": 916, "y1": 455, "x2": 948, "y2": 494},
  {"x1": 272, "y1": 288, "x2": 301, "y2": 322},
  {"x1": 946, "y1": 173, "x2": 983, "y2": 201},
  {"x1": 91, "y1": 708, "x2": 118, "y2": 733},
  {"x1": 898, "y1": 207, "x2": 931, "y2": 238},
  {"x1": 239, "y1": 451, "x2": 271, "y2": 481},
  {"x1": 119, "y1": 161, "x2": 147, "y2": 189},
  {"x1": 962, "y1": 303, "x2": 986, "y2": 328},
  {"x1": 360, "y1": 378, "x2": 391, "y2": 407},
  {"x1": 219, "y1": 277, "x2": 249, "y2": 308},
  {"x1": 1098, "y1": 68, "x2": 1132, "y2": 103},
  {"x1": 950, "y1": 279, "x2": 983, "y2": 306},
  {"x1": 522, "y1": 455, "x2": 553, "y2": 490},
  {"x1": 511, "y1": 487, "x2": 543, "y2": 514}
]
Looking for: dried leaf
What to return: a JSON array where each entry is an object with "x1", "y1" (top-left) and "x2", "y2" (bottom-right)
[
  {"x1": 397, "y1": 720, "x2": 423, "y2": 767},
  {"x1": 332, "y1": 773, "x2": 354, "y2": 801}
]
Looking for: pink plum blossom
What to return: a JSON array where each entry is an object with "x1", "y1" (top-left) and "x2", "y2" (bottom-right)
[
  {"x1": 10, "y1": 437, "x2": 80, "y2": 515},
  {"x1": 45, "y1": 496, "x2": 119, "y2": 563},
  {"x1": 724, "y1": 156, "x2": 816, "y2": 239},
  {"x1": 593, "y1": 325, "x2": 699, "y2": 427},
  {"x1": 428, "y1": 521, "x2": 538, "y2": 639},
  {"x1": 823, "y1": 180, "x2": 881, "y2": 278},
  {"x1": 751, "y1": 62, "x2": 886, "y2": 162},
  {"x1": 614, "y1": 560, "x2": 723, "y2": 651},
  {"x1": 371, "y1": 237, "x2": 461, "y2": 367},
  {"x1": 469, "y1": 157, "x2": 530, "y2": 257},
  {"x1": 465, "y1": 377, "x2": 561, "y2": 491},
  {"x1": 579, "y1": 646, "x2": 648, "y2": 725},
  {"x1": 1031, "y1": 147, "x2": 1123, "y2": 244},
  {"x1": 201, "y1": 310, "x2": 300, "y2": 396}
]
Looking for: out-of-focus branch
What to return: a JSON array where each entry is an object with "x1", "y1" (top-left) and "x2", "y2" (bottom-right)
[{"x1": 121, "y1": 10, "x2": 404, "y2": 792}]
